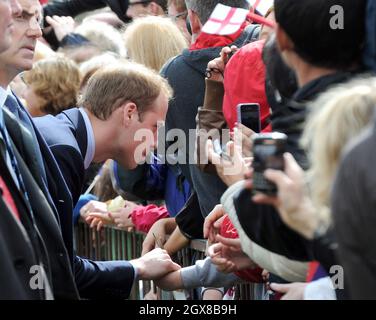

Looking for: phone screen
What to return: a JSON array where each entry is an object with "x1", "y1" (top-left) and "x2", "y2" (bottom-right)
[{"x1": 237, "y1": 103, "x2": 261, "y2": 133}]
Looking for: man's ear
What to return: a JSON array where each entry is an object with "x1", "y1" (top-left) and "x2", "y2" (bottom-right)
[
  {"x1": 188, "y1": 9, "x2": 202, "y2": 35},
  {"x1": 122, "y1": 102, "x2": 138, "y2": 126},
  {"x1": 275, "y1": 24, "x2": 294, "y2": 53}
]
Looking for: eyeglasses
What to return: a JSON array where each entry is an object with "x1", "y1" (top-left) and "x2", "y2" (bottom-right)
[{"x1": 128, "y1": 0, "x2": 152, "y2": 6}]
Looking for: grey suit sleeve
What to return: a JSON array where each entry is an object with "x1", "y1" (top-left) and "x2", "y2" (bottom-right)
[{"x1": 180, "y1": 257, "x2": 242, "y2": 289}]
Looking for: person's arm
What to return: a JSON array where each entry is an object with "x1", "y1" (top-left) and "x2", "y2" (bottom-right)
[
  {"x1": 163, "y1": 226, "x2": 190, "y2": 255},
  {"x1": 43, "y1": 0, "x2": 107, "y2": 19},
  {"x1": 233, "y1": 185, "x2": 313, "y2": 262},
  {"x1": 141, "y1": 218, "x2": 177, "y2": 255},
  {"x1": 131, "y1": 204, "x2": 169, "y2": 234},
  {"x1": 155, "y1": 257, "x2": 241, "y2": 291},
  {"x1": 43, "y1": 0, "x2": 130, "y2": 49},
  {"x1": 154, "y1": 269, "x2": 184, "y2": 291},
  {"x1": 180, "y1": 257, "x2": 241, "y2": 290},
  {"x1": 43, "y1": 0, "x2": 105, "y2": 49},
  {"x1": 75, "y1": 248, "x2": 181, "y2": 299},
  {"x1": 74, "y1": 255, "x2": 135, "y2": 299},
  {"x1": 221, "y1": 180, "x2": 310, "y2": 282}
]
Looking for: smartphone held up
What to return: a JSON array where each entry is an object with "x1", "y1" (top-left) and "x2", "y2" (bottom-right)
[
  {"x1": 237, "y1": 103, "x2": 261, "y2": 133},
  {"x1": 252, "y1": 132, "x2": 287, "y2": 195}
]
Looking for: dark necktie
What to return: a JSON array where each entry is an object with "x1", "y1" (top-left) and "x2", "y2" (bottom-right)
[
  {"x1": 0, "y1": 122, "x2": 29, "y2": 201},
  {"x1": 5, "y1": 94, "x2": 47, "y2": 184}
]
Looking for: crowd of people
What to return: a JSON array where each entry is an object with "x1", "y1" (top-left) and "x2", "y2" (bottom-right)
[{"x1": 0, "y1": 0, "x2": 376, "y2": 301}]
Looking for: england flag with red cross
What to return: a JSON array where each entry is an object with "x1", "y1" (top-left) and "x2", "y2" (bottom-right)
[
  {"x1": 201, "y1": 1, "x2": 274, "y2": 36},
  {"x1": 201, "y1": 4, "x2": 249, "y2": 36}
]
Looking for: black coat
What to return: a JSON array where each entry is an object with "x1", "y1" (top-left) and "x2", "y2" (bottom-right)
[
  {"x1": 3, "y1": 109, "x2": 79, "y2": 299},
  {"x1": 0, "y1": 147, "x2": 49, "y2": 299},
  {"x1": 43, "y1": 0, "x2": 130, "y2": 49},
  {"x1": 44, "y1": 0, "x2": 129, "y2": 22},
  {"x1": 332, "y1": 119, "x2": 376, "y2": 299}
]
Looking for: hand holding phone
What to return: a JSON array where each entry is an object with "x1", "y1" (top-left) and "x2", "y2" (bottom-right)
[
  {"x1": 252, "y1": 132, "x2": 287, "y2": 195},
  {"x1": 212, "y1": 139, "x2": 231, "y2": 162},
  {"x1": 237, "y1": 103, "x2": 261, "y2": 133}
]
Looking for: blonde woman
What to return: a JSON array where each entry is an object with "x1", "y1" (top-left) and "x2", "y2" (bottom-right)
[
  {"x1": 22, "y1": 56, "x2": 81, "y2": 117},
  {"x1": 123, "y1": 15, "x2": 188, "y2": 72}
]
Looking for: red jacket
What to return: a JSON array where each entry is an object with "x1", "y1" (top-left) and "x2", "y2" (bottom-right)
[
  {"x1": 220, "y1": 215, "x2": 263, "y2": 283},
  {"x1": 131, "y1": 205, "x2": 169, "y2": 234},
  {"x1": 223, "y1": 40, "x2": 272, "y2": 132}
]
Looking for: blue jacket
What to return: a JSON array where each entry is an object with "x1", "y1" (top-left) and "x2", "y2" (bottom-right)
[{"x1": 112, "y1": 155, "x2": 191, "y2": 217}]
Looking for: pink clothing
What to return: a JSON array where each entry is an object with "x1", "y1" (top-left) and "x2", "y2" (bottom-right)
[{"x1": 131, "y1": 204, "x2": 169, "y2": 233}]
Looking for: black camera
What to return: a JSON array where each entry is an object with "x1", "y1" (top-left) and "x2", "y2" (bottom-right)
[{"x1": 252, "y1": 132, "x2": 287, "y2": 195}]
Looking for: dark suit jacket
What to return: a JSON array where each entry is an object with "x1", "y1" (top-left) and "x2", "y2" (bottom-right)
[
  {"x1": 3, "y1": 109, "x2": 79, "y2": 299},
  {"x1": 32, "y1": 107, "x2": 135, "y2": 299},
  {"x1": 0, "y1": 137, "x2": 48, "y2": 300},
  {"x1": 35, "y1": 108, "x2": 87, "y2": 206}
]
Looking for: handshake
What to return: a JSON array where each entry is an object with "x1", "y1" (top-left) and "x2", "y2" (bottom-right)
[{"x1": 130, "y1": 247, "x2": 181, "y2": 281}]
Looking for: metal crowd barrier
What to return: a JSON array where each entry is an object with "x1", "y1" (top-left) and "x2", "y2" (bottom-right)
[{"x1": 75, "y1": 222, "x2": 263, "y2": 300}]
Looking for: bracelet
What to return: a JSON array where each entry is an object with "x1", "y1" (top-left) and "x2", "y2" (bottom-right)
[{"x1": 205, "y1": 67, "x2": 224, "y2": 79}]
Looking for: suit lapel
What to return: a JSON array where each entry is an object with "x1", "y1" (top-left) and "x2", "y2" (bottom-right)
[
  {"x1": 3, "y1": 109, "x2": 63, "y2": 225},
  {"x1": 3, "y1": 109, "x2": 44, "y2": 188}
]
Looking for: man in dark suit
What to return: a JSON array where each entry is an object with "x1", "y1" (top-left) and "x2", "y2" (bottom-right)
[
  {"x1": 0, "y1": 0, "x2": 56, "y2": 300},
  {"x1": 0, "y1": 0, "x2": 179, "y2": 299}
]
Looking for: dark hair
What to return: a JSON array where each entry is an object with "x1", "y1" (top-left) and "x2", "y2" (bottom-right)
[
  {"x1": 185, "y1": 0, "x2": 249, "y2": 25},
  {"x1": 274, "y1": 0, "x2": 366, "y2": 70},
  {"x1": 262, "y1": 33, "x2": 298, "y2": 101}
]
